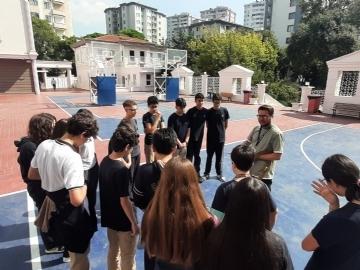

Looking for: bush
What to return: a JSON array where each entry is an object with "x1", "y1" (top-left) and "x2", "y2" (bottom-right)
[{"x1": 266, "y1": 81, "x2": 300, "y2": 106}]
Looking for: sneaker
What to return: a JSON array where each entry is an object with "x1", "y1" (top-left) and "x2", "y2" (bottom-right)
[
  {"x1": 217, "y1": 175, "x2": 226, "y2": 182},
  {"x1": 63, "y1": 250, "x2": 70, "y2": 263},
  {"x1": 202, "y1": 174, "x2": 210, "y2": 181},
  {"x1": 45, "y1": 246, "x2": 64, "y2": 254}
]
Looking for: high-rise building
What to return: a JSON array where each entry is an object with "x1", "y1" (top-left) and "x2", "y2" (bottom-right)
[
  {"x1": 200, "y1": 6, "x2": 236, "y2": 23},
  {"x1": 167, "y1": 13, "x2": 198, "y2": 45},
  {"x1": 104, "y1": 2, "x2": 167, "y2": 45},
  {"x1": 244, "y1": 0, "x2": 272, "y2": 31},
  {"x1": 29, "y1": 0, "x2": 73, "y2": 37},
  {"x1": 270, "y1": 0, "x2": 302, "y2": 46}
]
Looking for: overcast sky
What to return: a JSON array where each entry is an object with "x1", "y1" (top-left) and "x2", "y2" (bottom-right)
[{"x1": 71, "y1": 0, "x2": 254, "y2": 36}]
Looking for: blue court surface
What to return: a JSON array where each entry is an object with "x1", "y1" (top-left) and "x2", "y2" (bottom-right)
[
  {"x1": 2, "y1": 95, "x2": 360, "y2": 269},
  {"x1": 48, "y1": 95, "x2": 257, "y2": 140}
]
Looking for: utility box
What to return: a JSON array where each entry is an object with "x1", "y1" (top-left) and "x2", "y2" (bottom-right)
[{"x1": 307, "y1": 95, "x2": 322, "y2": 113}]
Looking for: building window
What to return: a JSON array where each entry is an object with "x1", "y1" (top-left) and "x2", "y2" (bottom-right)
[
  {"x1": 338, "y1": 71, "x2": 359, "y2": 96},
  {"x1": 146, "y1": 74, "x2": 151, "y2": 86},
  {"x1": 290, "y1": 0, "x2": 296, "y2": 7},
  {"x1": 44, "y1": 1, "x2": 51, "y2": 9},
  {"x1": 45, "y1": 15, "x2": 52, "y2": 23},
  {"x1": 31, "y1": 12, "x2": 39, "y2": 18},
  {"x1": 29, "y1": 0, "x2": 38, "y2": 5},
  {"x1": 288, "y1": 12, "x2": 296, "y2": 19},
  {"x1": 287, "y1": 25, "x2": 294, "y2": 32}
]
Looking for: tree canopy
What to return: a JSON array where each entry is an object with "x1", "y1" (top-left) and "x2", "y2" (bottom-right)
[
  {"x1": 188, "y1": 31, "x2": 279, "y2": 83},
  {"x1": 118, "y1": 28, "x2": 145, "y2": 40}
]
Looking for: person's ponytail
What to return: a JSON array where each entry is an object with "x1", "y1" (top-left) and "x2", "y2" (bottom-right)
[{"x1": 345, "y1": 179, "x2": 360, "y2": 202}]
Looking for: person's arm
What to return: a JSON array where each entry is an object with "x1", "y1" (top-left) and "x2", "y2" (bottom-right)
[
  {"x1": 144, "y1": 113, "x2": 162, "y2": 134},
  {"x1": 120, "y1": 197, "x2": 139, "y2": 235},
  {"x1": 224, "y1": 108, "x2": 229, "y2": 130},
  {"x1": 210, "y1": 185, "x2": 226, "y2": 221},
  {"x1": 256, "y1": 132, "x2": 284, "y2": 161},
  {"x1": 224, "y1": 120, "x2": 228, "y2": 130},
  {"x1": 256, "y1": 152, "x2": 282, "y2": 161},
  {"x1": 302, "y1": 233, "x2": 319, "y2": 251},
  {"x1": 28, "y1": 167, "x2": 41, "y2": 180},
  {"x1": 132, "y1": 166, "x2": 148, "y2": 210},
  {"x1": 69, "y1": 186, "x2": 87, "y2": 207}
]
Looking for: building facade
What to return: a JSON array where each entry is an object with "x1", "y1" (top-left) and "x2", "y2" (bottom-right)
[
  {"x1": 200, "y1": 6, "x2": 236, "y2": 23},
  {"x1": 104, "y1": 2, "x2": 167, "y2": 45},
  {"x1": 244, "y1": 0, "x2": 272, "y2": 31},
  {"x1": 187, "y1": 20, "x2": 251, "y2": 39},
  {"x1": 167, "y1": 13, "x2": 198, "y2": 45},
  {"x1": 29, "y1": 0, "x2": 73, "y2": 37},
  {"x1": 0, "y1": 0, "x2": 39, "y2": 93},
  {"x1": 270, "y1": 0, "x2": 302, "y2": 47},
  {"x1": 72, "y1": 35, "x2": 187, "y2": 92}
]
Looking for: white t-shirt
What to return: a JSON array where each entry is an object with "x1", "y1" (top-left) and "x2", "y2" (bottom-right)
[
  {"x1": 79, "y1": 137, "x2": 96, "y2": 171},
  {"x1": 31, "y1": 139, "x2": 85, "y2": 192}
]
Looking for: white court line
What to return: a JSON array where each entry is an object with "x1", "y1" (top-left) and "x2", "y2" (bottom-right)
[
  {"x1": 300, "y1": 125, "x2": 344, "y2": 172},
  {"x1": 0, "y1": 189, "x2": 26, "y2": 198},
  {"x1": 26, "y1": 192, "x2": 42, "y2": 270}
]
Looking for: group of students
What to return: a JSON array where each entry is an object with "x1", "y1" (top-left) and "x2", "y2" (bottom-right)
[{"x1": 15, "y1": 94, "x2": 360, "y2": 270}]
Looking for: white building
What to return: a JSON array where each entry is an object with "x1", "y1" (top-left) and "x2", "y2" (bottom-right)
[
  {"x1": 104, "y1": 2, "x2": 167, "y2": 45},
  {"x1": 270, "y1": 0, "x2": 302, "y2": 47},
  {"x1": 72, "y1": 35, "x2": 187, "y2": 95},
  {"x1": 167, "y1": 13, "x2": 198, "y2": 45},
  {"x1": 29, "y1": 0, "x2": 73, "y2": 37},
  {"x1": 0, "y1": 0, "x2": 39, "y2": 94},
  {"x1": 244, "y1": 0, "x2": 272, "y2": 31},
  {"x1": 200, "y1": 6, "x2": 236, "y2": 23}
]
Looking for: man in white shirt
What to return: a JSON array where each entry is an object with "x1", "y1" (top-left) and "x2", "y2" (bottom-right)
[{"x1": 29, "y1": 113, "x2": 99, "y2": 270}]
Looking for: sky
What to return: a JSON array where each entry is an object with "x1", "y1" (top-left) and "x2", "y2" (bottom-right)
[{"x1": 70, "y1": 0, "x2": 254, "y2": 36}]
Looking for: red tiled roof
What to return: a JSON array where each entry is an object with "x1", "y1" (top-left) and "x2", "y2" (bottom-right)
[{"x1": 94, "y1": 34, "x2": 151, "y2": 45}]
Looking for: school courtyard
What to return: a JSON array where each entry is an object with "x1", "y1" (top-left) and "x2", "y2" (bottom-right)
[{"x1": 0, "y1": 89, "x2": 360, "y2": 269}]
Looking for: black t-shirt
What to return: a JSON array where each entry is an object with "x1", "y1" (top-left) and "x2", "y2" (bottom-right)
[
  {"x1": 167, "y1": 113, "x2": 189, "y2": 143},
  {"x1": 305, "y1": 202, "x2": 360, "y2": 270},
  {"x1": 118, "y1": 118, "x2": 140, "y2": 157},
  {"x1": 99, "y1": 156, "x2": 131, "y2": 231},
  {"x1": 186, "y1": 107, "x2": 208, "y2": 142},
  {"x1": 206, "y1": 107, "x2": 229, "y2": 143},
  {"x1": 17, "y1": 138, "x2": 37, "y2": 183},
  {"x1": 133, "y1": 161, "x2": 162, "y2": 210},
  {"x1": 266, "y1": 231, "x2": 294, "y2": 270},
  {"x1": 211, "y1": 178, "x2": 277, "y2": 213},
  {"x1": 143, "y1": 112, "x2": 164, "y2": 145}
]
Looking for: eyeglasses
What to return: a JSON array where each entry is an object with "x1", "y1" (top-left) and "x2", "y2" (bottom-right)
[{"x1": 257, "y1": 115, "x2": 270, "y2": 118}]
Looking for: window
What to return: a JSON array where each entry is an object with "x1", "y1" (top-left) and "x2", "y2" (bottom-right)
[
  {"x1": 44, "y1": 1, "x2": 51, "y2": 9},
  {"x1": 29, "y1": 0, "x2": 38, "y2": 5},
  {"x1": 146, "y1": 74, "x2": 151, "y2": 86},
  {"x1": 31, "y1": 12, "x2": 39, "y2": 18},
  {"x1": 287, "y1": 25, "x2": 294, "y2": 32},
  {"x1": 290, "y1": 0, "x2": 296, "y2": 7},
  {"x1": 288, "y1": 12, "x2": 296, "y2": 19},
  {"x1": 45, "y1": 15, "x2": 52, "y2": 23},
  {"x1": 338, "y1": 71, "x2": 359, "y2": 96}
]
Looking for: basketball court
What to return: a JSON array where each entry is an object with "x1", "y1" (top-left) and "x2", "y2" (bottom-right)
[{"x1": 1, "y1": 90, "x2": 359, "y2": 269}]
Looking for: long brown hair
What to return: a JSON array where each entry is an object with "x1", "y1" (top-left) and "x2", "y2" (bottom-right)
[
  {"x1": 28, "y1": 113, "x2": 56, "y2": 145},
  {"x1": 141, "y1": 156, "x2": 212, "y2": 267}
]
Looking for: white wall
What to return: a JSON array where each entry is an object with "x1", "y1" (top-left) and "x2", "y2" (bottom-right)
[
  {"x1": 270, "y1": 0, "x2": 293, "y2": 47},
  {"x1": 0, "y1": 0, "x2": 30, "y2": 57}
]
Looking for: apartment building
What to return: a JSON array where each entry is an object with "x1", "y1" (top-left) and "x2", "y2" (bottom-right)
[
  {"x1": 0, "y1": 0, "x2": 39, "y2": 93},
  {"x1": 29, "y1": 0, "x2": 73, "y2": 37},
  {"x1": 270, "y1": 0, "x2": 302, "y2": 46},
  {"x1": 244, "y1": 0, "x2": 272, "y2": 31},
  {"x1": 200, "y1": 6, "x2": 236, "y2": 23},
  {"x1": 104, "y1": 2, "x2": 167, "y2": 45},
  {"x1": 72, "y1": 35, "x2": 187, "y2": 92},
  {"x1": 188, "y1": 20, "x2": 251, "y2": 39},
  {"x1": 167, "y1": 13, "x2": 198, "y2": 45}
]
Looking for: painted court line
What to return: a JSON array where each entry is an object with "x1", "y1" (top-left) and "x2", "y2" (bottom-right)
[
  {"x1": 0, "y1": 189, "x2": 26, "y2": 198},
  {"x1": 26, "y1": 192, "x2": 42, "y2": 270},
  {"x1": 300, "y1": 125, "x2": 344, "y2": 172}
]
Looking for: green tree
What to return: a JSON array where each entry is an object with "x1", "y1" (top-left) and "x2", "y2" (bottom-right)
[
  {"x1": 287, "y1": 11, "x2": 358, "y2": 88},
  {"x1": 32, "y1": 17, "x2": 60, "y2": 60},
  {"x1": 82, "y1": 32, "x2": 104, "y2": 39},
  {"x1": 118, "y1": 28, "x2": 145, "y2": 40},
  {"x1": 301, "y1": 0, "x2": 352, "y2": 22},
  {"x1": 188, "y1": 31, "x2": 278, "y2": 82},
  {"x1": 348, "y1": 0, "x2": 360, "y2": 27},
  {"x1": 266, "y1": 81, "x2": 300, "y2": 106}
]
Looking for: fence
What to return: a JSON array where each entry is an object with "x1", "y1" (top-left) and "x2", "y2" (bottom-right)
[
  {"x1": 207, "y1": 77, "x2": 219, "y2": 94},
  {"x1": 192, "y1": 76, "x2": 202, "y2": 94}
]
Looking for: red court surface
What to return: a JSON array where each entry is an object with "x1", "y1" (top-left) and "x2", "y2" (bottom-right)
[{"x1": 1, "y1": 89, "x2": 360, "y2": 196}]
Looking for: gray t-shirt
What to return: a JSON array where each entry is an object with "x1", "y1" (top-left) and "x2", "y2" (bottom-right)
[{"x1": 248, "y1": 124, "x2": 284, "y2": 179}]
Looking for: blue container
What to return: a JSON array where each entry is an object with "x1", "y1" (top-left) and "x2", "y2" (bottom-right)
[
  {"x1": 166, "y1": 78, "x2": 179, "y2": 102},
  {"x1": 96, "y1": 76, "x2": 116, "y2": 105}
]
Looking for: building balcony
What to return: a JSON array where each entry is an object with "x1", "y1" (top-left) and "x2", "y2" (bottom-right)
[
  {"x1": 53, "y1": 9, "x2": 65, "y2": 16},
  {"x1": 53, "y1": 0, "x2": 64, "y2": 5},
  {"x1": 54, "y1": 21, "x2": 66, "y2": 30}
]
